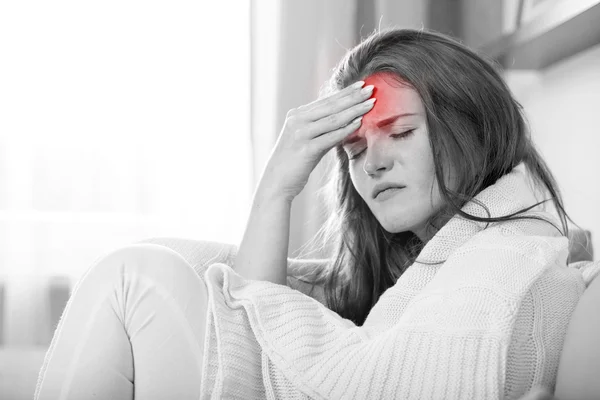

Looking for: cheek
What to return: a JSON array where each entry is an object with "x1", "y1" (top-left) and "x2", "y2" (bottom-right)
[{"x1": 421, "y1": 168, "x2": 446, "y2": 212}]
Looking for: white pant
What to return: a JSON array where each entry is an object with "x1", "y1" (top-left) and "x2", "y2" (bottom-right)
[{"x1": 34, "y1": 243, "x2": 209, "y2": 400}]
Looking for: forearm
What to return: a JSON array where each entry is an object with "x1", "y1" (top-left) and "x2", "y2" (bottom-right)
[{"x1": 233, "y1": 181, "x2": 293, "y2": 286}]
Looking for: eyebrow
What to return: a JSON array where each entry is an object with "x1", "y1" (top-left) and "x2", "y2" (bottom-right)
[{"x1": 343, "y1": 113, "x2": 418, "y2": 145}]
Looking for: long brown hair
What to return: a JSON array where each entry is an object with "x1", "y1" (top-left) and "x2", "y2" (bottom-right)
[{"x1": 296, "y1": 28, "x2": 579, "y2": 326}]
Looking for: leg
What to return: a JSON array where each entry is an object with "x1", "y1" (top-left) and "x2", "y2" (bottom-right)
[{"x1": 34, "y1": 243, "x2": 209, "y2": 400}]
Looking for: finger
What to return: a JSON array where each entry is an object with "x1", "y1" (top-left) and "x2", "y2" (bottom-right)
[
  {"x1": 308, "y1": 115, "x2": 363, "y2": 153},
  {"x1": 303, "y1": 81, "x2": 364, "y2": 110},
  {"x1": 299, "y1": 80, "x2": 366, "y2": 116},
  {"x1": 304, "y1": 85, "x2": 374, "y2": 124},
  {"x1": 304, "y1": 97, "x2": 375, "y2": 139}
]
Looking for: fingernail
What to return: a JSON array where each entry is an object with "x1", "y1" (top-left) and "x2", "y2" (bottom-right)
[{"x1": 361, "y1": 85, "x2": 374, "y2": 93}]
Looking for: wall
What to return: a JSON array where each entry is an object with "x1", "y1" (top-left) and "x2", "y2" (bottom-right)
[
  {"x1": 376, "y1": 0, "x2": 428, "y2": 30},
  {"x1": 504, "y1": 43, "x2": 600, "y2": 257}
]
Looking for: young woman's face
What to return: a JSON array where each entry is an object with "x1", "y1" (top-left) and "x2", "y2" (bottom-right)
[{"x1": 342, "y1": 73, "x2": 449, "y2": 242}]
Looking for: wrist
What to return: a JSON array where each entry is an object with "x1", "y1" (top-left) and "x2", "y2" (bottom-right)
[{"x1": 255, "y1": 180, "x2": 295, "y2": 205}]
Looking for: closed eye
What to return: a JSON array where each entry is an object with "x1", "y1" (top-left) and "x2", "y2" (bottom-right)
[
  {"x1": 348, "y1": 129, "x2": 415, "y2": 160},
  {"x1": 390, "y1": 129, "x2": 415, "y2": 140}
]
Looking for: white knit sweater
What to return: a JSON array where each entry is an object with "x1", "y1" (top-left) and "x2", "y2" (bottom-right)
[{"x1": 200, "y1": 165, "x2": 600, "y2": 400}]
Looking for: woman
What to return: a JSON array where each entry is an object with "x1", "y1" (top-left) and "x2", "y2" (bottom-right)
[{"x1": 34, "y1": 28, "x2": 597, "y2": 399}]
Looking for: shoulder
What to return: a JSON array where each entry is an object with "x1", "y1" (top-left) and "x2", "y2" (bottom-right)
[
  {"x1": 399, "y1": 213, "x2": 583, "y2": 336},
  {"x1": 457, "y1": 212, "x2": 569, "y2": 267},
  {"x1": 424, "y1": 213, "x2": 571, "y2": 301}
]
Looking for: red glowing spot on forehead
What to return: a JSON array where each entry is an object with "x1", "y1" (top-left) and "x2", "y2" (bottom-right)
[
  {"x1": 362, "y1": 72, "x2": 404, "y2": 126},
  {"x1": 343, "y1": 72, "x2": 412, "y2": 146}
]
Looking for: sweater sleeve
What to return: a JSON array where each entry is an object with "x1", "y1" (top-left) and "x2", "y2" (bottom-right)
[{"x1": 201, "y1": 231, "x2": 578, "y2": 400}]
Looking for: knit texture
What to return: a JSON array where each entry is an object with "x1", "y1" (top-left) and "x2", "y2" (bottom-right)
[{"x1": 194, "y1": 164, "x2": 599, "y2": 400}]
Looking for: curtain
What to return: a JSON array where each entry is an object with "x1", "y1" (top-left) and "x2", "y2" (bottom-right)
[{"x1": 0, "y1": 0, "x2": 252, "y2": 346}]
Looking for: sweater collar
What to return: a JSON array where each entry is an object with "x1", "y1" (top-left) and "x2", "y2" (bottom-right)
[{"x1": 415, "y1": 163, "x2": 553, "y2": 265}]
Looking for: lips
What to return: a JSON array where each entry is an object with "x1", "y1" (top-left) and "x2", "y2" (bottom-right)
[
  {"x1": 375, "y1": 187, "x2": 403, "y2": 199},
  {"x1": 372, "y1": 183, "x2": 406, "y2": 199},
  {"x1": 377, "y1": 187, "x2": 398, "y2": 196}
]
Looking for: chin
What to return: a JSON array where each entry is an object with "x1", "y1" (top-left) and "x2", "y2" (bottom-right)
[
  {"x1": 377, "y1": 218, "x2": 414, "y2": 234},
  {"x1": 373, "y1": 208, "x2": 425, "y2": 235}
]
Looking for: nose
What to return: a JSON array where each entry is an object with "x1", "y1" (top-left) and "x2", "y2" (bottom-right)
[{"x1": 362, "y1": 140, "x2": 394, "y2": 176}]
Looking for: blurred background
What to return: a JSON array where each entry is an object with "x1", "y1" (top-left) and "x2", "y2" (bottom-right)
[{"x1": 0, "y1": 0, "x2": 598, "y2": 397}]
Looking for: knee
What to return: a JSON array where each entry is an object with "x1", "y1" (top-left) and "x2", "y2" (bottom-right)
[{"x1": 81, "y1": 243, "x2": 202, "y2": 289}]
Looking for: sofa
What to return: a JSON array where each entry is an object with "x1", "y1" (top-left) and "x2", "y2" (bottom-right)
[{"x1": 1, "y1": 231, "x2": 597, "y2": 400}]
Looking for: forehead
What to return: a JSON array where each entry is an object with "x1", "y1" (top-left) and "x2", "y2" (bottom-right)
[
  {"x1": 343, "y1": 73, "x2": 422, "y2": 145},
  {"x1": 362, "y1": 73, "x2": 421, "y2": 124}
]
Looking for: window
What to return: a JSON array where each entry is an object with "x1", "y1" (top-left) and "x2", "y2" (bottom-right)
[{"x1": 0, "y1": 0, "x2": 252, "y2": 345}]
